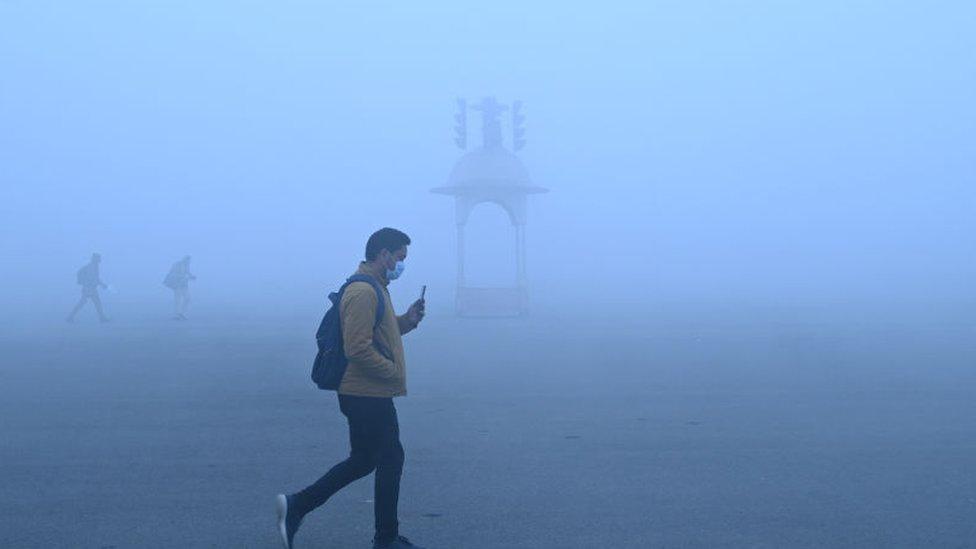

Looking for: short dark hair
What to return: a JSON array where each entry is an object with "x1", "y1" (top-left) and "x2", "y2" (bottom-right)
[{"x1": 365, "y1": 228, "x2": 411, "y2": 260}]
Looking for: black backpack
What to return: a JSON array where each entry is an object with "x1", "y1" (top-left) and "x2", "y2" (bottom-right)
[{"x1": 311, "y1": 274, "x2": 386, "y2": 390}]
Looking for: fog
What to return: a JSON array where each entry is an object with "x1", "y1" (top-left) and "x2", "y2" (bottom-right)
[
  {"x1": 1, "y1": 1, "x2": 975, "y2": 547},
  {"x1": 2, "y1": 1, "x2": 972, "y2": 318}
]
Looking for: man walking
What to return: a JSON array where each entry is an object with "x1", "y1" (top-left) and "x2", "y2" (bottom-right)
[
  {"x1": 66, "y1": 253, "x2": 109, "y2": 323},
  {"x1": 163, "y1": 255, "x2": 196, "y2": 320},
  {"x1": 277, "y1": 228, "x2": 426, "y2": 549}
]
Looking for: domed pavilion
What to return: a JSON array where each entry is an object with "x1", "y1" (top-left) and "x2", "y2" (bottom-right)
[{"x1": 431, "y1": 97, "x2": 548, "y2": 316}]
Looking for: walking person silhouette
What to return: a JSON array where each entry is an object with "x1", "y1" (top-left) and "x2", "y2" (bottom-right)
[
  {"x1": 276, "y1": 228, "x2": 427, "y2": 549},
  {"x1": 163, "y1": 255, "x2": 195, "y2": 320},
  {"x1": 66, "y1": 253, "x2": 109, "y2": 323}
]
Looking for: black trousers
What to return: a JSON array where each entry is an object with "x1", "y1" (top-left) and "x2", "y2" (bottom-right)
[{"x1": 292, "y1": 394, "x2": 404, "y2": 542}]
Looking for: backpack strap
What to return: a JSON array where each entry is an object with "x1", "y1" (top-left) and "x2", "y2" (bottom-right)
[{"x1": 342, "y1": 274, "x2": 386, "y2": 329}]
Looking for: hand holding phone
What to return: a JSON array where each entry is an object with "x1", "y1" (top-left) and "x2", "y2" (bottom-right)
[{"x1": 409, "y1": 285, "x2": 426, "y2": 328}]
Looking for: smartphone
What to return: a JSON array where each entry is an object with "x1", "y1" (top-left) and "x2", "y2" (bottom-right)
[{"x1": 420, "y1": 285, "x2": 426, "y2": 300}]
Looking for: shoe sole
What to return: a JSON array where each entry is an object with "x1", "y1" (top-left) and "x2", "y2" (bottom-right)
[{"x1": 276, "y1": 494, "x2": 290, "y2": 549}]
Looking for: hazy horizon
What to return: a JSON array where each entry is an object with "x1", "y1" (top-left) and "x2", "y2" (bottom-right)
[{"x1": 2, "y1": 1, "x2": 973, "y2": 319}]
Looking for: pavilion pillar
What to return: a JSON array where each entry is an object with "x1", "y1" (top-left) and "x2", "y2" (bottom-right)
[
  {"x1": 515, "y1": 223, "x2": 526, "y2": 287},
  {"x1": 456, "y1": 222, "x2": 466, "y2": 288}
]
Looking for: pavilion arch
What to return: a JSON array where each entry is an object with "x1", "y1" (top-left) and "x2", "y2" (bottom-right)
[{"x1": 431, "y1": 97, "x2": 547, "y2": 316}]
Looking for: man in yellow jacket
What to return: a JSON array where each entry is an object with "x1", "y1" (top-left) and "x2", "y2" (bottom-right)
[{"x1": 278, "y1": 228, "x2": 426, "y2": 549}]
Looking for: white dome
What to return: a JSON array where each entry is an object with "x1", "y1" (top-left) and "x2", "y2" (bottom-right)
[{"x1": 446, "y1": 147, "x2": 531, "y2": 187}]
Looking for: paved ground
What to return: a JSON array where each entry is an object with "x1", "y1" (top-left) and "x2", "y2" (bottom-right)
[{"x1": 1, "y1": 307, "x2": 975, "y2": 548}]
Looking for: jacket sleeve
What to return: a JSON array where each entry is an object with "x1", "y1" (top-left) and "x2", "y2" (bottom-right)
[{"x1": 340, "y1": 283, "x2": 397, "y2": 380}]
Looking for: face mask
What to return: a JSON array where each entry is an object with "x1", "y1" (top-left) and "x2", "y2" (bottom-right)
[{"x1": 386, "y1": 258, "x2": 405, "y2": 281}]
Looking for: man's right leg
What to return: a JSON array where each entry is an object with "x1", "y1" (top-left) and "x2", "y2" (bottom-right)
[
  {"x1": 289, "y1": 394, "x2": 379, "y2": 517},
  {"x1": 278, "y1": 395, "x2": 379, "y2": 547},
  {"x1": 66, "y1": 295, "x2": 88, "y2": 321}
]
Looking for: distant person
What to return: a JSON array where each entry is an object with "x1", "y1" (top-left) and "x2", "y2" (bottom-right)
[
  {"x1": 163, "y1": 255, "x2": 195, "y2": 320},
  {"x1": 276, "y1": 228, "x2": 427, "y2": 549},
  {"x1": 66, "y1": 253, "x2": 109, "y2": 323}
]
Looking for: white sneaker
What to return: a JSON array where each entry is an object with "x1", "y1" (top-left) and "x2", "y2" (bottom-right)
[{"x1": 276, "y1": 494, "x2": 300, "y2": 549}]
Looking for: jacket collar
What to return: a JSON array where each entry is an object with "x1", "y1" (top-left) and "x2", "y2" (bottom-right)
[{"x1": 356, "y1": 260, "x2": 389, "y2": 287}]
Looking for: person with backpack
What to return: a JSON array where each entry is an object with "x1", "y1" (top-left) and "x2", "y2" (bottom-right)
[
  {"x1": 277, "y1": 228, "x2": 426, "y2": 549},
  {"x1": 163, "y1": 255, "x2": 195, "y2": 320},
  {"x1": 66, "y1": 253, "x2": 109, "y2": 323}
]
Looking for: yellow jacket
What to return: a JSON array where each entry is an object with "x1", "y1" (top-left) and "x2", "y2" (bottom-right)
[{"x1": 337, "y1": 261, "x2": 415, "y2": 398}]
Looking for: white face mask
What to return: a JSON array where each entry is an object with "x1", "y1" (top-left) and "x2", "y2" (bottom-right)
[
  {"x1": 386, "y1": 261, "x2": 405, "y2": 281},
  {"x1": 385, "y1": 254, "x2": 405, "y2": 281}
]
